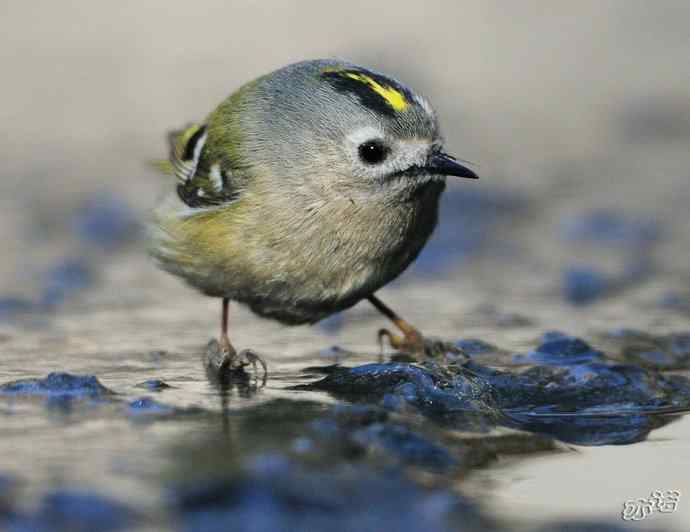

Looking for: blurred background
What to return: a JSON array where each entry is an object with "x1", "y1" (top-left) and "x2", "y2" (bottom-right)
[{"x1": 1, "y1": 1, "x2": 689, "y2": 531}]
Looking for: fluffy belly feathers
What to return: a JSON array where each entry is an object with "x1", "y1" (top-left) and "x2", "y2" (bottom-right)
[{"x1": 150, "y1": 183, "x2": 442, "y2": 324}]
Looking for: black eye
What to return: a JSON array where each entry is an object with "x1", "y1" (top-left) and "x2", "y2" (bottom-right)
[{"x1": 358, "y1": 140, "x2": 389, "y2": 165}]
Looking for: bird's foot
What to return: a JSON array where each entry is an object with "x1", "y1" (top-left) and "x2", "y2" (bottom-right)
[
  {"x1": 231, "y1": 348, "x2": 268, "y2": 378},
  {"x1": 378, "y1": 326, "x2": 425, "y2": 360},
  {"x1": 205, "y1": 338, "x2": 268, "y2": 383},
  {"x1": 377, "y1": 328, "x2": 468, "y2": 363}
]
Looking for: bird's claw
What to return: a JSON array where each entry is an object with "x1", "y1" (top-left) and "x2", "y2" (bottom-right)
[
  {"x1": 223, "y1": 344, "x2": 267, "y2": 379},
  {"x1": 377, "y1": 328, "x2": 468, "y2": 364},
  {"x1": 206, "y1": 339, "x2": 268, "y2": 384},
  {"x1": 235, "y1": 349, "x2": 268, "y2": 382},
  {"x1": 377, "y1": 326, "x2": 426, "y2": 361}
]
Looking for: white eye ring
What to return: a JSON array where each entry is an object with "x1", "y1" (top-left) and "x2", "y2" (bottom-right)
[{"x1": 346, "y1": 126, "x2": 384, "y2": 146}]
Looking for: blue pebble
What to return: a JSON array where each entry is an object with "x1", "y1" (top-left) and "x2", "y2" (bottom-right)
[
  {"x1": 128, "y1": 397, "x2": 175, "y2": 416},
  {"x1": 515, "y1": 332, "x2": 604, "y2": 365},
  {"x1": 563, "y1": 266, "x2": 610, "y2": 305},
  {"x1": 135, "y1": 379, "x2": 171, "y2": 391},
  {"x1": 0, "y1": 372, "x2": 112, "y2": 399},
  {"x1": 537, "y1": 336, "x2": 594, "y2": 357}
]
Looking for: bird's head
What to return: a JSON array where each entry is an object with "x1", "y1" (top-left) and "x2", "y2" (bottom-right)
[{"x1": 203, "y1": 59, "x2": 477, "y2": 202}]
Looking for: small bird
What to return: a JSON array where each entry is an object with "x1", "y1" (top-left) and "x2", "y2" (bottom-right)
[{"x1": 149, "y1": 59, "x2": 478, "y2": 371}]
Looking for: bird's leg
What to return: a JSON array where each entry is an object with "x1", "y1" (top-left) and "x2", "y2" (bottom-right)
[
  {"x1": 217, "y1": 298, "x2": 268, "y2": 379},
  {"x1": 368, "y1": 294, "x2": 426, "y2": 359},
  {"x1": 219, "y1": 297, "x2": 237, "y2": 359}
]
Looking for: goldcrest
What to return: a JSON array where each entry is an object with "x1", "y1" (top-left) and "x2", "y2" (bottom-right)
[{"x1": 149, "y1": 59, "x2": 478, "y2": 372}]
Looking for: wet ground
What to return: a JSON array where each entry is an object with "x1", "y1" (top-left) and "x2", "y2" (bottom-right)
[{"x1": 2, "y1": 2, "x2": 690, "y2": 531}]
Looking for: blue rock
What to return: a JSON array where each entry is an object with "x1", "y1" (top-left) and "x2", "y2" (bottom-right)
[
  {"x1": 515, "y1": 332, "x2": 605, "y2": 365},
  {"x1": 562, "y1": 266, "x2": 610, "y2": 305},
  {"x1": 301, "y1": 331, "x2": 690, "y2": 446},
  {"x1": 382, "y1": 392, "x2": 407, "y2": 412},
  {"x1": 128, "y1": 397, "x2": 175, "y2": 416},
  {"x1": 0, "y1": 373, "x2": 113, "y2": 399},
  {"x1": 135, "y1": 379, "x2": 171, "y2": 391},
  {"x1": 538, "y1": 335, "x2": 591, "y2": 356}
]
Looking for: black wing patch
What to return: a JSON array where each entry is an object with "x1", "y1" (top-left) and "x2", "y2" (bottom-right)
[
  {"x1": 176, "y1": 165, "x2": 238, "y2": 208},
  {"x1": 168, "y1": 123, "x2": 239, "y2": 208},
  {"x1": 181, "y1": 125, "x2": 208, "y2": 161}
]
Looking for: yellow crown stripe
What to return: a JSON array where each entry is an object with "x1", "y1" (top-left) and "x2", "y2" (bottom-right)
[{"x1": 343, "y1": 72, "x2": 410, "y2": 112}]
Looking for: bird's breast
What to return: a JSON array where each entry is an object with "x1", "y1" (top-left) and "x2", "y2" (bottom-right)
[
  {"x1": 161, "y1": 180, "x2": 445, "y2": 324},
  {"x1": 251, "y1": 181, "x2": 445, "y2": 312}
]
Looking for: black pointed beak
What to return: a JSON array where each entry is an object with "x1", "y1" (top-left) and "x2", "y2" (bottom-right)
[{"x1": 426, "y1": 152, "x2": 478, "y2": 179}]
